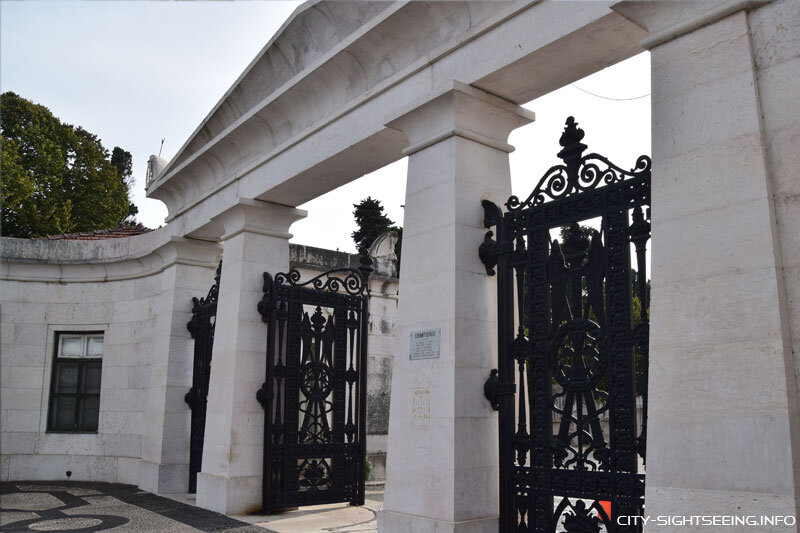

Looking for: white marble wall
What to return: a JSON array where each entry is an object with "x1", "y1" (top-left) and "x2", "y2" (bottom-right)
[
  {"x1": 617, "y1": 2, "x2": 800, "y2": 530},
  {"x1": 1, "y1": 231, "x2": 399, "y2": 500},
  {"x1": 380, "y1": 82, "x2": 533, "y2": 533},
  {"x1": 750, "y1": 0, "x2": 800, "y2": 456},
  {"x1": 0, "y1": 244, "x2": 221, "y2": 486},
  {"x1": 1, "y1": 283, "x2": 144, "y2": 484}
]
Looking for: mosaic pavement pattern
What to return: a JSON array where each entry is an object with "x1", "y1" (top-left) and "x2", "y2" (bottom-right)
[{"x1": 0, "y1": 481, "x2": 268, "y2": 532}]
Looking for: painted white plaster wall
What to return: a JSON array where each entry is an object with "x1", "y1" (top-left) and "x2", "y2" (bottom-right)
[{"x1": 365, "y1": 276, "x2": 398, "y2": 481}]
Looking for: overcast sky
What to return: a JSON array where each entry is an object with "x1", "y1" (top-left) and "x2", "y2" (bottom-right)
[{"x1": 1, "y1": 1, "x2": 650, "y2": 253}]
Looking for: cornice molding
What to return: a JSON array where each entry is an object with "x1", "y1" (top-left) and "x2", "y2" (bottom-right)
[
  {"x1": 147, "y1": 1, "x2": 535, "y2": 221},
  {"x1": 1, "y1": 236, "x2": 221, "y2": 284},
  {"x1": 613, "y1": 0, "x2": 772, "y2": 50}
]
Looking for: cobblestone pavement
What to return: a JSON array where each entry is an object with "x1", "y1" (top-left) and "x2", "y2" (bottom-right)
[
  {"x1": 0, "y1": 481, "x2": 265, "y2": 532},
  {"x1": 0, "y1": 481, "x2": 384, "y2": 533}
]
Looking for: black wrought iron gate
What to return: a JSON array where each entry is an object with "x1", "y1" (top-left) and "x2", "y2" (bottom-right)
[
  {"x1": 256, "y1": 257, "x2": 372, "y2": 512},
  {"x1": 480, "y1": 118, "x2": 650, "y2": 533},
  {"x1": 185, "y1": 260, "x2": 222, "y2": 494}
]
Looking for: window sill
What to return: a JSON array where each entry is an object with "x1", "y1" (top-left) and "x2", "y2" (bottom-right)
[{"x1": 45, "y1": 430, "x2": 99, "y2": 435}]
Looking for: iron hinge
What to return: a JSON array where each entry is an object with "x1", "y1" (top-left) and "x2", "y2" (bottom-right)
[
  {"x1": 256, "y1": 382, "x2": 272, "y2": 409},
  {"x1": 484, "y1": 369, "x2": 515, "y2": 411},
  {"x1": 479, "y1": 233, "x2": 513, "y2": 276}
]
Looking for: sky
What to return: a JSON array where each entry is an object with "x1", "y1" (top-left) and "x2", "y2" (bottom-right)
[{"x1": 1, "y1": 1, "x2": 650, "y2": 254}]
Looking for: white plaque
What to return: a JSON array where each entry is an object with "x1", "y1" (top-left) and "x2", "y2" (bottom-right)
[{"x1": 410, "y1": 328, "x2": 440, "y2": 360}]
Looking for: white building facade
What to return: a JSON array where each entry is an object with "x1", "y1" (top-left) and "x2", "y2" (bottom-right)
[
  {"x1": 2, "y1": 1, "x2": 799, "y2": 531},
  {"x1": 1, "y1": 232, "x2": 398, "y2": 495}
]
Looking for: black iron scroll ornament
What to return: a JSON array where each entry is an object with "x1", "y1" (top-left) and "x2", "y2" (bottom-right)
[
  {"x1": 257, "y1": 257, "x2": 372, "y2": 512},
  {"x1": 185, "y1": 259, "x2": 222, "y2": 494},
  {"x1": 480, "y1": 117, "x2": 651, "y2": 533}
]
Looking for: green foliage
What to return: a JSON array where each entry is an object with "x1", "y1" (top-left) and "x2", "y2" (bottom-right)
[
  {"x1": 559, "y1": 222, "x2": 594, "y2": 244},
  {"x1": 631, "y1": 268, "x2": 651, "y2": 304},
  {"x1": 1, "y1": 92, "x2": 135, "y2": 238},
  {"x1": 351, "y1": 197, "x2": 402, "y2": 262},
  {"x1": 110, "y1": 146, "x2": 139, "y2": 223},
  {"x1": 393, "y1": 226, "x2": 403, "y2": 266},
  {"x1": 110, "y1": 146, "x2": 132, "y2": 183},
  {"x1": 547, "y1": 223, "x2": 650, "y2": 397}
]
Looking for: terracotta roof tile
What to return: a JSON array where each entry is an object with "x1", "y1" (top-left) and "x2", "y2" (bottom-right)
[{"x1": 39, "y1": 224, "x2": 153, "y2": 240}]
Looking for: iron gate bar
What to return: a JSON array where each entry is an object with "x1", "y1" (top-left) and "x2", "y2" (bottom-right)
[
  {"x1": 480, "y1": 117, "x2": 650, "y2": 533},
  {"x1": 185, "y1": 260, "x2": 222, "y2": 494},
  {"x1": 257, "y1": 258, "x2": 372, "y2": 513}
]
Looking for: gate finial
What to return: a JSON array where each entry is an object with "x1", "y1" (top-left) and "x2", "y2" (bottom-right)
[{"x1": 557, "y1": 116, "x2": 587, "y2": 166}]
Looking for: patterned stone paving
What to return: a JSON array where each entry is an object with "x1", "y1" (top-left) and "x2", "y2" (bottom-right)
[
  {"x1": 0, "y1": 482, "x2": 385, "y2": 533},
  {"x1": 0, "y1": 482, "x2": 266, "y2": 532}
]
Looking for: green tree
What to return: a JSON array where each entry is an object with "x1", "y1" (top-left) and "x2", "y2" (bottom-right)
[
  {"x1": 559, "y1": 222, "x2": 594, "y2": 244},
  {"x1": 352, "y1": 197, "x2": 394, "y2": 253},
  {"x1": 110, "y1": 146, "x2": 132, "y2": 182},
  {"x1": 556, "y1": 222, "x2": 650, "y2": 396},
  {"x1": 1, "y1": 92, "x2": 135, "y2": 238},
  {"x1": 110, "y1": 147, "x2": 139, "y2": 223}
]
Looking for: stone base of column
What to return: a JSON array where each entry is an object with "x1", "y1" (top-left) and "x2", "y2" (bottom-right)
[
  {"x1": 196, "y1": 472, "x2": 262, "y2": 515},
  {"x1": 378, "y1": 510, "x2": 498, "y2": 533},
  {"x1": 137, "y1": 460, "x2": 188, "y2": 495},
  {"x1": 644, "y1": 487, "x2": 797, "y2": 533}
]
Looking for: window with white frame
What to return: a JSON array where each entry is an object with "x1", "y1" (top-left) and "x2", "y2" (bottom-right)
[{"x1": 47, "y1": 332, "x2": 103, "y2": 432}]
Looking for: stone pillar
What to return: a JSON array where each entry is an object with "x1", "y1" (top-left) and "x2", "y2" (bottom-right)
[
  {"x1": 138, "y1": 237, "x2": 222, "y2": 494},
  {"x1": 379, "y1": 81, "x2": 534, "y2": 533},
  {"x1": 196, "y1": 198, "x2": 306, "y2": 515},
  {"x1": 613, "y1": 2, "x2": 800, "y2": 529}
]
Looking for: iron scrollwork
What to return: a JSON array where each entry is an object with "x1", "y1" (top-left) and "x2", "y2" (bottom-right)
[
  {"x1": 185, "y1": 259, "x2": 222, "y2": 494},
  {"x1": 272, "y1": 263, "x2": 370, "y2": 296},
  {"x1": 483, "y1": 118, "x2": 651, "y2": 533},
  {"x1": 256, "y1": 256, "x2": 372, "y2": 512},
  {"x1": 504, "y1": 116, "x2": 651, "y2": 211}
]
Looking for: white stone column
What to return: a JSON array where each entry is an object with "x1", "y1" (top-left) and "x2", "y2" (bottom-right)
[
  {"x1": 138, "y1": 237, "x2": 222, "y2": 494},
  {"x1": 379, "y1": 82, "x2": 534, "y2": 533},
  {"x1": 613, "y1": 2, "x2": 800, "y2": 530},
  {"x1": 196, "y1": 198, "x2": 306, "y2": 515}
]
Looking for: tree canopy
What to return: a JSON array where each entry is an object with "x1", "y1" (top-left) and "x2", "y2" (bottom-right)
[
  {"x1": 351, "y1": 197, "x2": 395, "y2": 252},
  {"x1": 1, "y1": 92, "x2": 137, "y2": 238}
]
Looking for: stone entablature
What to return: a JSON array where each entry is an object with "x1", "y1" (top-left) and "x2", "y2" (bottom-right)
[{"x1": 146, "y1": 1, "x2": 646, "y2": 243}]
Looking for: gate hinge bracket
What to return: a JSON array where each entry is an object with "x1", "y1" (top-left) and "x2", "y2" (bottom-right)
[
  {"x1": 256, "y1": 382, "x2": 272, "y2": 409},
  {"x1": 484, "y1": 369, "x2": 515, "y2": 411},
  {"x1": 479, "y1": 233, "x2": 513, "y2": 276},
  {"x1": 184, "y1": 387, "x2": 195, "y2": 410}
]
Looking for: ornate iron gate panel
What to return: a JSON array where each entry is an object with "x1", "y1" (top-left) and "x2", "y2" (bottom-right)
[
  {"x1": 257, "y1": 257, "x2": 372, "y2": 512},
  {"x1": 480, "y1": 118, "x2": 650, "y2": 533},
  {"x1": 185, "y1": 260, "x2": 222, "y2": 494}
]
